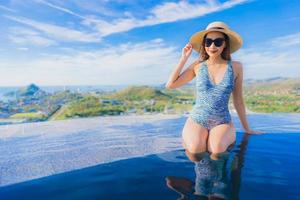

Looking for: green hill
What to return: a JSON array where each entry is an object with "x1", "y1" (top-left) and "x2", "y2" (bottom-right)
[
  {"x1": 50, "y1": 96, "x2": 125, "y2": 120},
  {"x1": 244, "y1": 77, "x2": 300, "y2": 94},
  {"x1": 243, "y1": 77, "x2": 300, "y2": 112},
  {"x1": 48, "y1": 77, "x2": 300, "y2": 120},
  {"x1": 106, "y1": 85, "x2": 171, "y2": 100}
]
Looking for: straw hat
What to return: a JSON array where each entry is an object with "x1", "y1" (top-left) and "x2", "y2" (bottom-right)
[{"x1": 189, "y1": 21, "x2": 243, "y2": 53}]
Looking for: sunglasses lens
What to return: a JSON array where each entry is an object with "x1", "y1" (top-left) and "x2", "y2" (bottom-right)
[
  {"x1": 205, "y1": 38, "x2": 213, "y2": 47},
  {"x1": 204, "y1": 38, "x2": 225, "y2": 47},
  {"x1": 214, "y1": 38, "x2": 224, "y2": 47}
]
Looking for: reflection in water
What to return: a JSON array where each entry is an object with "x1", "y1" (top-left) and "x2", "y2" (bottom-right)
[
  {"x1": 166, "y1": 133, "x2": 250, "y2": 200},
  {"x1": 194, "y1": 152, "x2": 229, "y2": 199}
]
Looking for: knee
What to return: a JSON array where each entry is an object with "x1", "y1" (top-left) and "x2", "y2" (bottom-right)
[
  {"x1": 165, "y1": 176, "x2": 172, "y2": 185},
  {"x1": 165, "y1": 176, "x2": 175, "y2": 189},
  {"x1": 185, "y1": 141, "x2": 206, "y2": 154},
  {"x1": 209, "y1": 141, "x2": 227, "y2": 154}
]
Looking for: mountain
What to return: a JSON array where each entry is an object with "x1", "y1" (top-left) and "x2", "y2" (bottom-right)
[
  {"x1": 4, "y1": 84, "x2": 44, "y2": 97},
  {"x1": 18, "y1": 84, "x2": 40, "y2": 96},
  {"x1": 244, "y1": 77, "x2": 300, "y2": 94},
  {"x1": 107, "y1": 85, "x2": 171, "y2": 100},
  {"x1": 4, "y1": 83, "x2": 47, "y2": 98},
  {"x1": 244, "y1": 77, "x2": 290, "y2": 85}
]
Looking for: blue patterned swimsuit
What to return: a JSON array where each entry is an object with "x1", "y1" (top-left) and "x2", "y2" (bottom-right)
[{"x1": 189, "y1": 60, "x2": 235, "y2": 130}]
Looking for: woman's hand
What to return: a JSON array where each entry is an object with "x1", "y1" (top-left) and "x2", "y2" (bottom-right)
[
  {"x1": 181, "y1": 43, "x2": 193, "y2": 60},
  {"x1": 245, "y1": 129, "x2": 264, "y2": 134}
]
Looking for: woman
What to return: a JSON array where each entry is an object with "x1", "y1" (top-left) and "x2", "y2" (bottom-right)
[{"x1": 165, "y1": 21, "x2": 262, "y2": 154}]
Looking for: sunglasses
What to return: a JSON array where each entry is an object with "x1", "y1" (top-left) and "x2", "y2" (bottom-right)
[{"x1": 204, "y1": 37, "x2": 225, "y2": 47}]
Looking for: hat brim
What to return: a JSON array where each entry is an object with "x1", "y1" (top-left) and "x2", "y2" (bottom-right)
[{"x1": 189, "y1": 29, "x2": 243, "y2": 54}]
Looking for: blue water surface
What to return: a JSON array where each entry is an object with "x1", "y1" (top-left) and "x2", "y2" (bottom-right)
[{"x1": 0, "y1": 114, "x2": 300, "y2": 200}]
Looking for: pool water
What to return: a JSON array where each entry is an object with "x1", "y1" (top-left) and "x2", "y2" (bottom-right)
[{"x1": 1, "y1": 131, "x2": 300, "y2": 200}]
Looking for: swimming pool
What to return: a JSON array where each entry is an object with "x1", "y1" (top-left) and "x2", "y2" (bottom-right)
[{"x1": 0, "y1": 113, "x2": 299, "y2": 199}]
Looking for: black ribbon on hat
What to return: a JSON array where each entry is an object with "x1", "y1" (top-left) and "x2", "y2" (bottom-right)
[{"x1": 209, "y1": 27, "x2": 224, "y2": 30}]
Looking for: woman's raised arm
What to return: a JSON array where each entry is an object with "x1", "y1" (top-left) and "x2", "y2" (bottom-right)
[{"x1": 165, "y1": 43, "x2": 198, "y2": 89}]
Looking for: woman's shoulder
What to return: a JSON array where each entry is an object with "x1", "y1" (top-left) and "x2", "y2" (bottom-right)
[
  {"x1": 231, "y1": 60, "x2": 243, "y2": 69},
  {"x1": 192, "y1": 59, "x2": 205, "y2": 76},
  {"x1": 231, "y1": 60, "x2": 243, "y2": 80}
]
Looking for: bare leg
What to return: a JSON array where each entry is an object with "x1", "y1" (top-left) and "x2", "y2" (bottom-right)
[
  {"x1": 182, "y1": 117, "x2": 209, "y2": 153},
  {"x1": 207, "y1": 122, "x2": 236, "y2": 155}
]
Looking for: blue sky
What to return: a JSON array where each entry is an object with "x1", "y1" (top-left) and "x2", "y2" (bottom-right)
[{"x1": 0, "y1": 0, "x2": 299, "y2": 86}]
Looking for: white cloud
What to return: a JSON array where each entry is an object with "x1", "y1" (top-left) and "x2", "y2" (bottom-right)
[
  {"x1": 270, "y1": 32, "x2": 300, "y2": 48},
  {"x1": 234, "y1": 31, "x2": 300, "y2": 79},
  {"x1": 0, "y1": 4, "x2": 17, "y2": 12},
  {"x1": 2, "y1": 31, "x2": 299, "y2": 86},
  {"x1": 8, "y1": 27, "x2": 57, "y2": 46},
  {"x1": 149, "y1": 1, "x2": 218, "y2": 23},
  {"x1": 5, "y1": 0, "x2": 249, "y2": 44},
  {"x1": 4, "y1": 15, "x2": 102, "y2": 43},
  {"x1": 35, "y1": 0, "x2": 86, "y2": 19},
  {"x1": 0, "y1": 38, "x2": 179, "y2": 86},
  {"x1": 72, "y1": 0, "x2": 122, "y2": 17},
  {"x1": 85, "y1": 0, "x2": 249, "y2": 37},
  {"x1": 17, "y1": 47, "x2": 29, "y2": 51}
]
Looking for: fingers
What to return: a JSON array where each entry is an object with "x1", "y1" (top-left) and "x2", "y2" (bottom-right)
[
  {"x1": 184, "y1": 43, "x2": 193, "y2": 50},
  {"x1": 182, "y1": 43, "x2": 193, "y2": 58}
]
